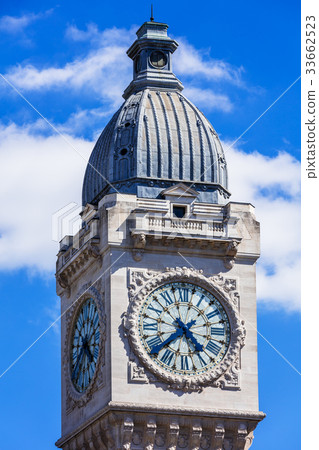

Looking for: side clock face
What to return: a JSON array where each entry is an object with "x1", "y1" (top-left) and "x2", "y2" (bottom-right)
[
  {"x1": 138, "y1": 282, "x2": 230, "y2": 376},
  {"x1": 71, "y1": 298, "x2": 100, "y2": 393},
  {"x1": 150, "y1": 50, "x2": 167, "y2": 68}
]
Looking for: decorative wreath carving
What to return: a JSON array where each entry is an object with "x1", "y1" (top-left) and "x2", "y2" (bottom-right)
[
  {"x1": 124, "y1": 267, "x2": 245, "y2": 392},
  {"x1": 64, "y1": 280, "x2": 106, "y2": 412}
]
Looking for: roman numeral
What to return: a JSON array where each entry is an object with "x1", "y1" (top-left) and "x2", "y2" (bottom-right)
[
  {"x1": 160, "y1": 291, "x2": 174, "y2": 305},
  {"x1": 147, "y1": 335, "x2": 162, "y2": 348},
  {"x1": 196, "y1": 294, "x2": 205, "y2": 307},
  {"x1": 160, "y1": 349, "x2": 174, "y2": 365},
  {"x1": 180, "y1": 355, "x2": 190, "y2": 370},
  {"x1": 206, "y1": 309, "x2": 219, "y2": 320},
  {"x1": 93, "y1": 347, "x2": 99, "y2": 360},
  {"x1": 89, "y1": 303, "x2": 94, "y2": 320},
  {"x1": 211, "y1": 327, "x2": 224, "y2": 336},
  {"x1": 197, "y1": 353, "x2": 207, "y2": 367},
  {"x1": 178, "y1": 288, "x2": 189, "y2": 302},
  {"x1": 143, "y1": 321, "x2": 158, "y2": 331},
  {"x1": 206, "y1": 341, "x2": 221, "y2": 356},
  {"x1": 77, "y1": 315, "x2": 83, "y2": 328},
  {"x1": 148, "y1": 305, "x2": 162, "y2": 316}
]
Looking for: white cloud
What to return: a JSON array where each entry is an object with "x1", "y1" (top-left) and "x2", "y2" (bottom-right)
[
  {"x1": 65, "y1": 23, "x2": 136, "y2": 46},
  {"x1": 184, "y1": 86, "x2": 233, "y2": 112},
  {"x1": 0, "y1": 9, "x2": 53, "y2": 34},
  {"x1": 5, "y1": 44, "x2": 130, "y2": 107},
  {"x1": 0, "y1": 122, "x2": 92, "y2": 273},
  {"x1": 174, "y1": 38, "x2": 244, "y2": 86},
  {"x1": 226, "y1": 144, "x2": 300, "y2": 311},
  {"x1": 2, "y1": 25, "x2": 239, "y2": 113}
]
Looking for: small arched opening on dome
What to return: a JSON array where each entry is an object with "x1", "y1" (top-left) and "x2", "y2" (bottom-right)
[
  {"x1": 173, "y1": 205, "x2": 186, "y2": 218},
  {"x1": 119, "y1": 157, "x2": 129, "y2": 180}
]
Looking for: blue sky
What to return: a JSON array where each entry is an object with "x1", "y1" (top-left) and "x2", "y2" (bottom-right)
[{"x1": 0, "y1": 1, "x2": 300, "y2": 449}]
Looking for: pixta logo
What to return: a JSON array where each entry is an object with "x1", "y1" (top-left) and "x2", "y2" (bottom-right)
[{"x1": 52, "y1": 203, "x2": 82, "y2": 244}]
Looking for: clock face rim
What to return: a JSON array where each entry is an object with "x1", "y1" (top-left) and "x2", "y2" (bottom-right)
[
  {"x1": 70, "y1": 297, "x2": 100, "y2": 393},
  {"x1": 138, "y1": 281, "x2": 231, "y2": 376},
  {"x1": 64, "y1": 285, "x2": 106, "y2": 406},
  {"x1": 126, "y1": 268, "x2": 245, "y2": 389}
]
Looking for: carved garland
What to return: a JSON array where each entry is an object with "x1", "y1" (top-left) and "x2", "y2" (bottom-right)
[
  {"x1": 124, "y1": 267, "x2": 245, "y2": 391},
  {"x1": 64, "y1": 281, "x2": 106, "y2": 412}
]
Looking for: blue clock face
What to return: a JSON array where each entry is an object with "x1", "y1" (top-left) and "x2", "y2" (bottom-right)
[
  {"x1": 138, "y1": 282, "x2": 230, "y2": 376},
  {"x1": 71, "y1": 298, "x2": 100, "y2": 393}
]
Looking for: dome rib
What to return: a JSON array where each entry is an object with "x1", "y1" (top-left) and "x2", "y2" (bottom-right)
[
  {"x1": 167, "y1": 92, "x2": 184, "y2": 180},
  {"x1": 82, "y1": 90, "x2": 230, "y2": 206},
  {"x1": 157, "y1": 92, "x2": 173, "y2": 179}
]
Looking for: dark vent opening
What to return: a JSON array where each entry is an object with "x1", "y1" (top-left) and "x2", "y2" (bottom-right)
[{"x1": 173, "y1": 205, "x2": 186, "y2": 218}]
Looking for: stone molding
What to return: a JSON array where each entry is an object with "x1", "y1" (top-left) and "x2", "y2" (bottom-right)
[
  {"x1": 124, "y1": 267, "x2": 245, "y2": 392},
  {"x1": 130, "y1": 229, "x2": 241, "y2": 269},
  {"x1": 56, "y1": 403, "x2": 265, "y2": 449},
  {"x1": 63, "y1": 280, "x2": 106, "y2": 412},
  {"x1": 57, "y1": 238, "x2": 102, "y2": 298}
]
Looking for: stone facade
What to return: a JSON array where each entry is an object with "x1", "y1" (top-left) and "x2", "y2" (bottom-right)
[{"x1": 55, "y1": 190, "x2": 265, "y2": 449}]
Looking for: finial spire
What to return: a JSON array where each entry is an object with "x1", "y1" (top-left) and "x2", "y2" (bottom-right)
[{"x1": 150, "y1": 4, "x2": 154, "y2": 22}]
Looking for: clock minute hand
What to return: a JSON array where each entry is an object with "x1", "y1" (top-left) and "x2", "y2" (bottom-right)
[
  {"x1": 150, "y1": 327, "x2": 184, "y2": 354},
  {"x1": 184, "y1": 327, "x2": 203, "y2": 352},
  {"x1": 175, "y1": 318, "x2": 203, "y2": 352}
]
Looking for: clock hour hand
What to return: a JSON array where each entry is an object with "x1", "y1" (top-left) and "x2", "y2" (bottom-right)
[
  {"x1": 175, "y1": 317, "x2": 196, "y2": 329},
  {"x1": 150, "y1": 327, "x2": 184, "y2": 354},
  {"x1": 71, "y1": 346, "x2": 84, "y2": 380},
  {"x1": 84, "y1": 345, "x2": 93, "y2": 363},
  {"x1": 175, "y1": 318, "x2": 203, "y2": 352}
]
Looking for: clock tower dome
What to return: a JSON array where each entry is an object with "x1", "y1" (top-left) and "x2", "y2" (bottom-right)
[{"x1": 56, "y1": 18, "x2": 265, "y2": 450}]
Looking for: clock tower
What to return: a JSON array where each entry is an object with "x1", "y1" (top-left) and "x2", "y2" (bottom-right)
[{"x1": 56, "y1": 18, "x2": 265, "y2": 450}]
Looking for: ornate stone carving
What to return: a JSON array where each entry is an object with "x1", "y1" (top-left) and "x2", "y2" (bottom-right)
[
  {"x1": 155, "y1": 432, "x2": 166, "y2": 447},
  {"x1": 64, "y1": 282, "x2": 106, "y2": 413},
  {"x1": 128, "y1": 269, "x2": 157, "y2": 298},
  {"x1": 56, "y1": 239, "x2": 102, "y2": 297},
  {"x1": 128, "y1": 361, "x2": 151, "y2": 383},
  {"x1": 223, "y1": 438, "x2": 233, "y2": 450},
  {"x1": 131, "y1": 232, "x2": 146, "y2": 261},
  {"x1": 132, "y1": 430, "x2": 143, "y2": 446},
  {"x1": 200, "y1": 434, "x2": 211, "y2": 449},
  {"x1": 123, "y1": 417, "x2": 134, "y2": 450},
  {"x1": 57, "y1": 273, "x2": 70, "y2": 297},
  {"x1": 212, "y1": 422, "x2": 225, "y2": 450},
  {"x1": 124, "y1": 267, "x2": 245, "y2": 392},
  {"x1": 213, "y1": 356, "x2": 240, "y2": 390},
  {"x1": 144, "y1": 418, "x2": 157, "y2": 450},
  {"x1": 167, "y1": 421, "x2": 179, "y2": 450},
  {"x1": 56, "y1": 406, "x2": 264, "y2": 450},
  {"x1": 177, "y1": 432, "x2": 189, "y2": 448},
  {"x1": 236, "y1": 423, "x2": 250, "y2": 449},
  {"x1": 190, "y1": 422, "x2": 202, "y2": 450}
]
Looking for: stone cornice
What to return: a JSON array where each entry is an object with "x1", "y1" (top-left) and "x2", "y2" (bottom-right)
[
  {"x1": 56, "y1": 400, "x2": 265, "y2": 448},
  {"x1": 107, "y1": 401, "x2": 266, "y2": 420},
  {"x1": 56, "y1": 238, "x2": 102, "y2": 297}
]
